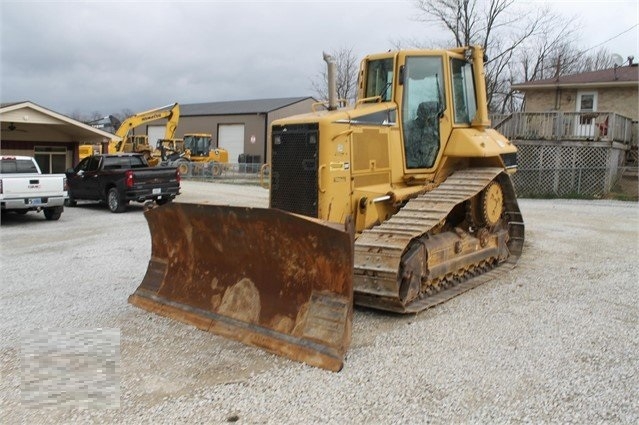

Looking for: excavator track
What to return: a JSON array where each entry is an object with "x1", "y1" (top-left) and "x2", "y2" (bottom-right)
[{"x1": 354, "y1": 167, "x2": 524, "y2": 313}]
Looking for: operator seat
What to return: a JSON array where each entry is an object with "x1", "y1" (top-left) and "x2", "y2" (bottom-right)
[{"x1": 405, "y1": 101, "x2": 440, "y2": 168}]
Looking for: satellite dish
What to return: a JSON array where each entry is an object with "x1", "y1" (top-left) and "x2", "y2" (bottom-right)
[{"x1": 611, "y1": 53, "x2": 624, "y2": 67}]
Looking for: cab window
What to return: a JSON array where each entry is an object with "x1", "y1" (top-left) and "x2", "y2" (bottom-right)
[
  {"x1": 401, "y1": 56, "x2": 444, "y2": 169},
  {"x1": 451, "y1": 58, "x2": 477, "y2": 124},
  {"x1": 75, "y1": 157, "x2": 91, "y2": 172},
  {"x1": 87, "y1": 156, "x2": 101, "y2": 172},
  {"x1": 365, "y1": 58, "x2": 394, "y2": 101}
]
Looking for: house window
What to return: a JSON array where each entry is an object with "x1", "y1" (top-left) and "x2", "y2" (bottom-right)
[
  {"x1": 579, "y1": 94, "x2": 594, "y2": 112},
  {"x1": 576, "y1": 91, "x2": 598, "y2": 126},
  {"x1": 579, "y1": 94, "x2": 595, "y2": 125},
  {"x1": 34, "y1": 146, "x2": 67, "y2": 174}
]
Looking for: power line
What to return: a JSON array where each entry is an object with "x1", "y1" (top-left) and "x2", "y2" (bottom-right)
[{"x1": 583, "y1": 23, "x2": 638, "y2": 53}]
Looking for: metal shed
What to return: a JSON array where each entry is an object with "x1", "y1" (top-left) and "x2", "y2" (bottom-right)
[{"x1": 144, "y1": 97, "x2": 319, "y2": 164}]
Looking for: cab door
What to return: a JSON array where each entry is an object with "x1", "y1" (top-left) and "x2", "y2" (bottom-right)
[
  {"x1": 574, "y1": 91, "x2": 597, "y2": 138},
  {"x1": 81, "y1": 156, "x2": 103, "y2": 199},
  {"x1": 66, "y1": 156, "x2": 102, "y2": 199},
  {"x1": 398, "y1": 55, "x2": 446, "y2": 171}
]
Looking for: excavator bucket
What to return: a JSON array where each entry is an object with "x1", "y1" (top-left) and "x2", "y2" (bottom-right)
[{"x1": 128, "y1": 202, "x2": 354, "y2": 371}]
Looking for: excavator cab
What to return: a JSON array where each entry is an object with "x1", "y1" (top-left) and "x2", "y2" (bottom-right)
[{"x1": 129, "y1": 46, "x2": 524, "y2": 371}]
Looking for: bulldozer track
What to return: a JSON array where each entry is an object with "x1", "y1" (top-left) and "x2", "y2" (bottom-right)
[{"x1": 353, "y1": 167, "x2": 524, "y2": 313}]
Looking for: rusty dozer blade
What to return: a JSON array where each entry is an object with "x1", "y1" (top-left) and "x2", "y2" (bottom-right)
[{"x1": 128, "y1": 203, "x2": 354, "y2": 372}]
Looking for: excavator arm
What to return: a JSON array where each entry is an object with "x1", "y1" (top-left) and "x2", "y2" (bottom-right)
[
  {"x1": 109, "y1": 103, "x2": 180, "y2": 153},
  {"x1": 163, "y1": 104, "x2": 180, "y2": 140}
]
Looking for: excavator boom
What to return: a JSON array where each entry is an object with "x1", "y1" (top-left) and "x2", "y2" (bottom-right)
[{"x1": 109, "y1": 103, "x2": 180, "y2": 154}]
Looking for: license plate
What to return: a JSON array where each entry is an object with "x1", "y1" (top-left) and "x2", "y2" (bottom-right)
[
  {"x1": 152, "y1": 188, "x2": 161, "y2": 195},
  {"x1": 28, "y1": 198, "x2": 42, "y2": 205}
]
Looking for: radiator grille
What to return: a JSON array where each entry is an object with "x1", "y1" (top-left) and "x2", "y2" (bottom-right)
[
  {"x1": 270, "y1": 124, "x2": 319, "y2": 217},
  {"x1": 500, "y1": 152, "x2": 517, "y2": 169}
]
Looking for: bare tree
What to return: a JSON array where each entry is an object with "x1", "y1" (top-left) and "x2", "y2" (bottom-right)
[
  {"x1": 497, "y1": 15, "x2": 583, "y2": 112},
  {"x1": 68, "y1": 109, "x2": 105, "y2": 123},
  {"x1": 414, "y1": 0, "x2": 574, "y2": 112},
  {"x1": 310, "y1": 47, "x2": 359, "y2": 105},
  {"x1": 69, "y1": 110, "x2": 84, "y2": 122},
  {"x1": 68, "y1": 108, "x2": 134, "y2": 129},
  {"x1": 111, "y1": 109, "x2": 134, "y2": 125},
  {"x1": 576, "y1": 47, "x2": 616, "y2": 73},
  {"x1": 413, "y1": 0, "x2": 618, "y2": 113}
]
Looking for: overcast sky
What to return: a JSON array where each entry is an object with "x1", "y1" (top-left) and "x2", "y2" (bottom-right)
[{"x1": 1, "y1": 0, "x2": 637, "y2": 118}]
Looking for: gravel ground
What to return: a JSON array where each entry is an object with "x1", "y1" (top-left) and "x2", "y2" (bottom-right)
[{"x1": 1, "y1": 180, "x2": 638, "y2": 424}]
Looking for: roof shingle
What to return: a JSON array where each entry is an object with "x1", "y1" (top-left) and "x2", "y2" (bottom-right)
[{"x1": 512, "y1": 64, "x2": 639, "y2": 89}]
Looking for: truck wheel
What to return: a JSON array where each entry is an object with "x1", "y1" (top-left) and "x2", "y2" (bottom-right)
[
  {"x1": 174, "y1": 160, "x2": 189, "y2": 176},
  {"x1": 44, "y1": 206, "x2": 63, "y2": 221},
  {"x1": 211, "y1": 163, "x2": 222, "y2": 177},
  {"x1": 65, "y1": 194, "x2": 77, "y2": 207},
  {"x1": 107, "y1": 188, "x2": 126, "y2": 213},
  {"x1": 156, "y1": 196, "x2": 173, "y2": 206}
]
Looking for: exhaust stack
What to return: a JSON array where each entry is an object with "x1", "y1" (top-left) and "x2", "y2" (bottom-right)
[{"x1": 323, "y1": 52, "x2": 338, "y2": 111}]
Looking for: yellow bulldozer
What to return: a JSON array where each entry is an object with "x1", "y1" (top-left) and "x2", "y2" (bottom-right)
[{"x1": 129, "y1": 46, "x2": 525, "y2": 372}]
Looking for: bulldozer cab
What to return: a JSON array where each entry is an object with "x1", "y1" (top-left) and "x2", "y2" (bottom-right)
[{"x1": 358, "y1": 48, "x2": 490, "y2": 177}]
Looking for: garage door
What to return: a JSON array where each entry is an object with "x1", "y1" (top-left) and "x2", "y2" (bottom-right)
[
  {"x1": 147, "y1": 125, "x2": 166, "y2": 147},
  {"x1": 218, "y1": 124, "x2": 245, "y2": 164}
]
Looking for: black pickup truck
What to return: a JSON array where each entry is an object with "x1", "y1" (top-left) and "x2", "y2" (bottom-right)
[{"x1": 65, "y1": 153, "x2": 180, "y2": 213}]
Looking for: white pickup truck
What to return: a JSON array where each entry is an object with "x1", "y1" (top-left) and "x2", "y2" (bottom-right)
[{"x1": 0, "y1": 155, "x2": 68, "y2": 220}]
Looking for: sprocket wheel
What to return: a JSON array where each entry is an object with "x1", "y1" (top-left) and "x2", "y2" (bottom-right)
[{"x1": 480, "y1": 181, "x2": 504, "y2": 227}]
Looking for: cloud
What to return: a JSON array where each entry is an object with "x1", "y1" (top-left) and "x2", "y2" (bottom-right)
[{"x1": 2, "y1": 0, "x2": 636, "y2": 117}]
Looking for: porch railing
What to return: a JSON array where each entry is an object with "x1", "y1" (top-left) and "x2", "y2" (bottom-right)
[{"x1": 491, "y1": 112, "x2": 635, "y2": 145}]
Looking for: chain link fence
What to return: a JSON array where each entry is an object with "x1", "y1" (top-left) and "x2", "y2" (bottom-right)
[
  {"x1": 178, "y1": 144, "x2": 630, "y2": 198},
  {"x1": 179, "y1": 161, "x2": 267, "y2": 185}
]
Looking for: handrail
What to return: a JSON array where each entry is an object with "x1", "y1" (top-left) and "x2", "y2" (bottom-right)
[
  {"x1": 318, "y1": 164, "x2": 327, "y2": 193},
  {"x1": 259, "y1": 163, "x2": 270, "y2": 189},
  {"x1": 311, "y1": 99, "x2": 349, "y2": 113},
  {"x1": 332, "y1": 129, "x2": 354, "y2": 141},
  {"x1": 491, "y1": 114, "x2": 513, "y2": 130},
  {"x1": 355, "y1": 96, "x2": 382, "y2": 107},
  {"x1": 490, "y1": 111, "x2": 635, "y2": 145}
]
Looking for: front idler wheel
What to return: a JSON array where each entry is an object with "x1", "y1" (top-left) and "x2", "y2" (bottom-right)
[{"x1": 469, "y1": 181, "x2": 504, "y2": 228}]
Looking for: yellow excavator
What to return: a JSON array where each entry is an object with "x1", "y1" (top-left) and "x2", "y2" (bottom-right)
[
  {"x1": 109, "y1": 103, "x2": 180, "y2": 166},
  {"x1": 129, "y1": 46, "x2": 525, "y2": 371}
]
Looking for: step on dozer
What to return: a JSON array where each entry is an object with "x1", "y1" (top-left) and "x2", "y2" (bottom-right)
[{"x1": 128, "y1": 202, "x2": 354, "y2": 371}]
